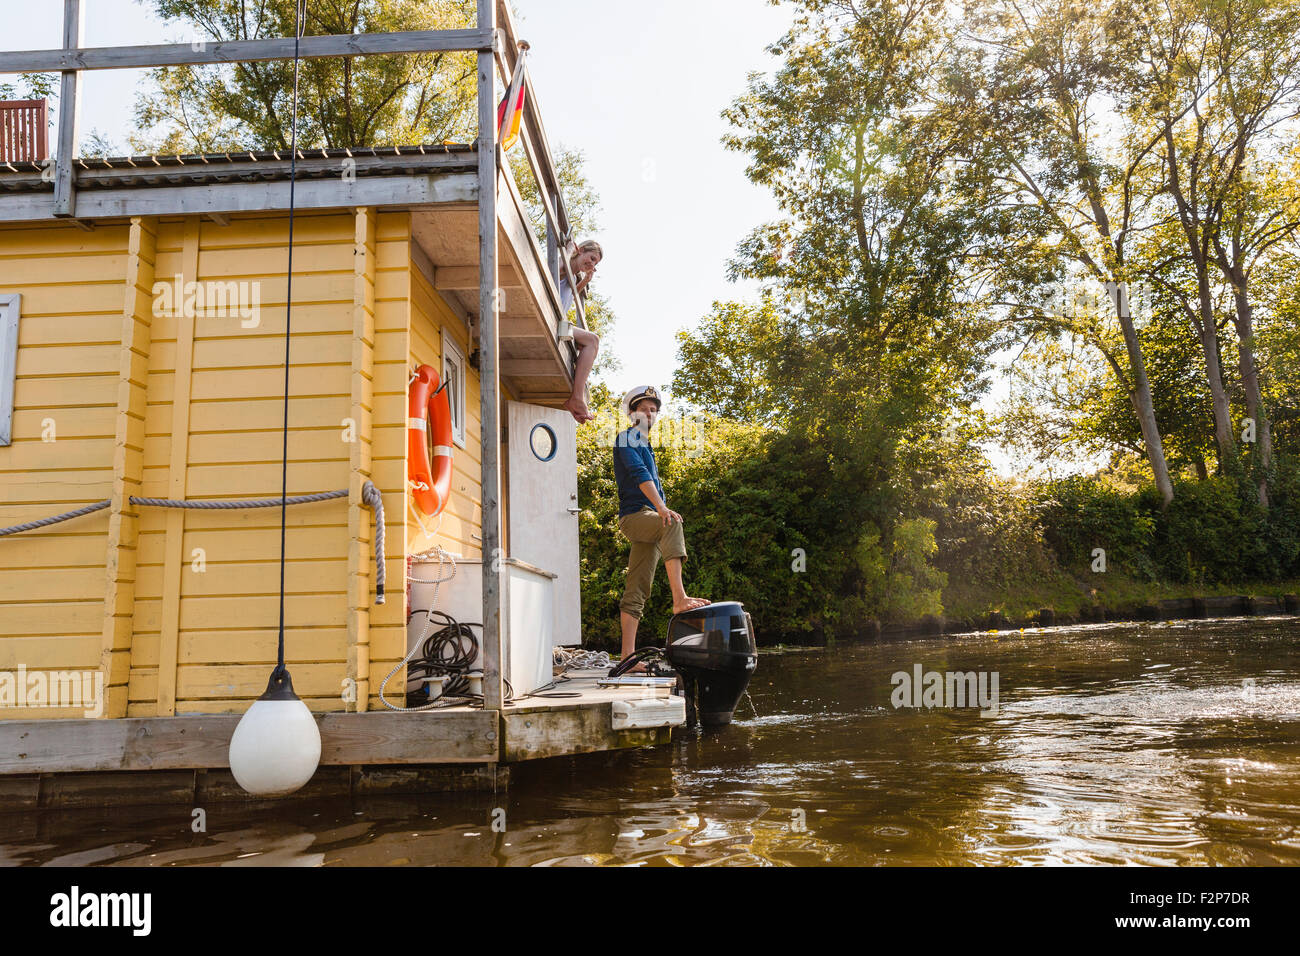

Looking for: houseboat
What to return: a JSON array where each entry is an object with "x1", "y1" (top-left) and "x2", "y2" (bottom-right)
[{"x1": 0, "y1": 0, "x2": 684, "y2": 808}]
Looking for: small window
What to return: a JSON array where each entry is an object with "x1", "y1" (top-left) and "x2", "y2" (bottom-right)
[
  {"x1": 0, "y1": 294, "x2": 19, "y2": 447},
  {"x1": 441, "y1": 329, "x2": 467, "y2": 449},
  {"x1": 530, "y1": 423, "x2": 557, "y2": 462}
]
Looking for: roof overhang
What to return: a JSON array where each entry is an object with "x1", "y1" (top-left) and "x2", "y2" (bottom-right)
[{"x1": 0, "y1": 146, "x2": 579, "y2": 400}]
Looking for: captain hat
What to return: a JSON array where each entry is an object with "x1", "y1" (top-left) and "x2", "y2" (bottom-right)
[{"x1": 622, "y1": 385, "x2": 662, "y2": 417}]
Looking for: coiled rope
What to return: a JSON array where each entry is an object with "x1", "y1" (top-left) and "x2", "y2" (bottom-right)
[
  {"x1": 1, "y1": 481, "x2": 387, "y2": 605},
  {"x1": 379, "y1": 545, "x2": 461, "y2": 711}
]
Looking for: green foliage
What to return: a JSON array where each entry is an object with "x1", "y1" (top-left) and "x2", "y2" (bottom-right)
[
  {"x1": 1037, "y1": 477, "x2": 1158, "y2": 579},
  {"x1": 1036, "y1": 466, "x2": 1300, "y2": 587},
  {"x1": 132, "y1": 0, "x2": 477, "y2": 152},
  {"x1": 0, "y1": 74, "x2": 56, "y2": 101},
  {"x1": 671, "y1": 299, "x2": 784, "y2": 425}
]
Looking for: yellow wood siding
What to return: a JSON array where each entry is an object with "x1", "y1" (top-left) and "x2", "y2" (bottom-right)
[
  {"x1": 0, "y1": 223, "x2": 128, "y2": 719},
  {"x1": 0, "y1": 208, "x2": 491, "y2": 720},
  {"x1": 359, "y1": 211, "x2": 409, "y2": 712}
]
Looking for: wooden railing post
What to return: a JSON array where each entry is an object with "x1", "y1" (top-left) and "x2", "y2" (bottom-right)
[
  {"x1": 53, "y1": 0, "x2": 82, "y2": 217},
  {"x1": 478, "y1": 0, "x2": 505, "y2": 716},
  {"x1": 546, "y1": 189, "x2": 561, "y2": 288}
]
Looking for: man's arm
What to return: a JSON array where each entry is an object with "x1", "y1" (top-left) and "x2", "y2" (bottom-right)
[{"x1": 639, "y1": 480, "x2": 681, "y2": 527}]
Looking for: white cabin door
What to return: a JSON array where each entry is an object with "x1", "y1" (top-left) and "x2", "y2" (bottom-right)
[{"x1": 507, "y1": 401, "x2": 581, "y2": 646}]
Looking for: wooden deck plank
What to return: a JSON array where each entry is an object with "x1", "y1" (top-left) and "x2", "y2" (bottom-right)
[
  {"x1": 0, "y1": 709, "x2": 499, "y2": 774},
  {"x1": 0, "y1": 673, "x2": 683, "y2": 779}
]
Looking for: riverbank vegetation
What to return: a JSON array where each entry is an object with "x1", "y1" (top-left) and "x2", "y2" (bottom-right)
[{"x1": 578, "y1": 0, "x2": 1300, "y2": 646}]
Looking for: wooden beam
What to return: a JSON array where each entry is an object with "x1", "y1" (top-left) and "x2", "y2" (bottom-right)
[
  {"x1": 500, "y1": 316, "x2": 549, "y2": 339},
  {"x1": 348, "y1": 208, "x2": 377, "y2": 713},
  {"x1": 502, "y1": 359, "x2": 564, "y2": 377},
  {"x1": 99, "y1": 216, "x2": 157, "y2": 720},
  {"x1": 156, "y1": 217, "x2": 200, "y2": 716},
  {"x1": 0, "y1": 29, "x2": 495, "y2": 74},
  {"x1": 52, "y1": 0, "x2": 83, "y2": 218},
  {"x1": 434, "y1": 264, "x2": 522, "y2": 291},
  {"x1": 0, "y1": 171, "x2": 478, "y2": 223},
  {"x1": 477, "y1": 0, "x2": 505, "y2": 718},
  {"x1": 0, "y1": 711, "x2": 500, "y2": 773},
  {"x1": 496, "y1": 164, "x2": 573, "y2": 379}
]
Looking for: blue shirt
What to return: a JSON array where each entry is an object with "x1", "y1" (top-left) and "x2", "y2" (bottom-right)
[{"x1": 614, "y1": 425, "x2": 664, "y2": 518}]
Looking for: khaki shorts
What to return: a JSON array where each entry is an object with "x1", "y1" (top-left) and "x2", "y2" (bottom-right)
[{"x1": 618, "y1": 507, "x2": 688, "y2": 620}]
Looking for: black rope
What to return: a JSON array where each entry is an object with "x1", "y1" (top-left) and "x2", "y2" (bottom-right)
[
  {"x1": 276, "y1": 0, "x2": 308, "y2": 678},
  {"x1": 404, "y1": 609, "x2": 482, "y2": 702}
]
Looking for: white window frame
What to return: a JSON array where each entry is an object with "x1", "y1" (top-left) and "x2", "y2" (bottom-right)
[
  {"x1": 440, "y1": 328, "x2": 467, "y2": 449},
  {"x1": 0, "y1": 294, "x2": 19, "y2": 447}
]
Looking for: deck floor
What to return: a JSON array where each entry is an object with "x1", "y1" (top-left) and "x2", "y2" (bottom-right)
[{"x1": 0, "y1": 668, "x2": 682, "y2": 780}]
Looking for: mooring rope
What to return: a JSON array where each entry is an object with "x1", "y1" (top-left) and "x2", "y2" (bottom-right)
[
  {"x1": 0, "y1": 498, "x2": 112, "y2": 536},
  {"x1": 129, "y1": 490, "x2": 347, "y2": 509},
  {"x1": 1, "y1": 482, "x2": 387, "y2": 605}
]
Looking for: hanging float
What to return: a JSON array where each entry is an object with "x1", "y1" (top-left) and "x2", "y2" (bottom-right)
[{"x1": 407, "y1": 364, "x2": 455, "y2": 517}]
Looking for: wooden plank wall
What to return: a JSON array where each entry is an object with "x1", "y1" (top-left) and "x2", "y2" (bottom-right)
[
  {"x1": 408, "y1": 256, "x2": 485, "y2": 559},
  {"x1": 0, "y1": 209, "x2": 433, "y2": 719},
  {"x1": 126, "y1": 210, "x2": 409, "y2": 716},
  {"x1": 359, "y1": 211, "x2": 408, "y2": 712},
  {"x1": 0, "y1": 222, "x2": 128, "y2": 719}
]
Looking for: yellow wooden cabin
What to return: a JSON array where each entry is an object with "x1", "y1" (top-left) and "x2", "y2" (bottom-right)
[{"x1": 0, "y1": 1, "x2": 681, "y2": 803}]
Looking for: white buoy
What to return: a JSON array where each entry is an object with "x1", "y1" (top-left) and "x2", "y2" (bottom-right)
[{"x1": 228, "y1": 668, "x2": 321, "y2": 797}]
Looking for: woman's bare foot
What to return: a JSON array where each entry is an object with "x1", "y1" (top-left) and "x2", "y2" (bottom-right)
[
  {"x1": 563, "y1": 395, "x2": 594, "y2": 423},
  {"x1": 672, "y1": 596, "x2": 711, "y2": 614}
]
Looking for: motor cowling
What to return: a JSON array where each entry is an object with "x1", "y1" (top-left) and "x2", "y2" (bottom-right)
[{"x1": 664, "y1": 601, "x2": 757, "y2": 727}]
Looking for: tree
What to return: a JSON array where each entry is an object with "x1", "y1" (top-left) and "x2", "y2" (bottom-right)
[
  {"x1": 1129, "y1": 0, "x2": 1300, "y2": 501},
  {"x1": 720, "y1": 0, "x2": 995, "y2": 517},
  {"x1": 672, "y1": 299, "x2": 784, "y2": 424},
  {"x1": 131, "y1": 0, "x2": 477, "y2": 152},
  {"x1": 960, "y1": 0, "x2": 1177, "y2": 505}
]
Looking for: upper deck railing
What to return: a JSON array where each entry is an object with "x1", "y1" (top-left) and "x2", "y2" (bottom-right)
[{"x1": 0, "y1": 100, "x2": 48, "y2": 162}]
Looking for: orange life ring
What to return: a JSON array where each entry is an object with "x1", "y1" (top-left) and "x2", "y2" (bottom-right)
[{"x1": 407, "y1": 364, "x2": 454, "y2": 517}]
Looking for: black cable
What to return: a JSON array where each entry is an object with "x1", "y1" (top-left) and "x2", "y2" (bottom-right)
[
  {"x1": 607, "y1": 646, "x2": 666, "y2": 678},
  {"x1": 274, "y1": 0, "x2": 308, "y2": 680},
  {"x1": 405, "y1": 609, "x2": 482, "y2": 703}
]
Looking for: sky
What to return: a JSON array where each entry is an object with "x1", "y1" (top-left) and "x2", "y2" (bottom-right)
[{"x1": 4, "y1": 0, "x2": 793, "y2": 401}]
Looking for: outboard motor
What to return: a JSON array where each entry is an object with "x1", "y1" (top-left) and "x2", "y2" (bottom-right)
[{"x1": 664, "y1": 601, "x2": 757, "y2": 727}]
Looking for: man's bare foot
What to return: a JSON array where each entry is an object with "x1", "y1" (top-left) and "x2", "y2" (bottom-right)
[
  {"x1": 672, "y1": 596, "x2": 711, "y2": 614},
  {"x1": 563, "y1": 395, "x2": 593, "y2": 423}
]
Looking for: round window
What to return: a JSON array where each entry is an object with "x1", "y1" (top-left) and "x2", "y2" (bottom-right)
[{"x1": 529, "y1": 423, "x2": 557, "y2": 462}]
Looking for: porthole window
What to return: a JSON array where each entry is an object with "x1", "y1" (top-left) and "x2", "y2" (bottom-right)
[{"x1": 529, "y1": 422, "x2": 557, "y2": 462}]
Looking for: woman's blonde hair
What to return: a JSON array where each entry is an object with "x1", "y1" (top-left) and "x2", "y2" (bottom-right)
[{"x1": 574, "y1": 239, "x2": 603, "y2": 261}]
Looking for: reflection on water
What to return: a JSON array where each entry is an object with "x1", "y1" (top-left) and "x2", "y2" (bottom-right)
[{"x1": 2, "y1": 617, "x2": 1298, "y2": 866}]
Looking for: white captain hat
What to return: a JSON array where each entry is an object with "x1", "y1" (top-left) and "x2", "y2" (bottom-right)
[{"x1": 622, "y1": 385, "x2": 663, "y2": 417}]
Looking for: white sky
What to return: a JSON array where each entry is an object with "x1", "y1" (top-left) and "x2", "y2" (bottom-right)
[{"x1": 3, "y1": 0, "x2": 791, "y2": 400}]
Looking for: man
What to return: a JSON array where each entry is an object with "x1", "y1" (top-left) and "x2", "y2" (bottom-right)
[
  {"x1": 559, "y1": 239, "x2": 602, "y2": 424},
  {"x1": 613, "y1": 385, "x2": 709, "y2": 664}
]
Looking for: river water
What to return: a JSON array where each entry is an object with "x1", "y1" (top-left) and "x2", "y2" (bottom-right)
[{"x1": 3, "y1": 617, "x2": 1298, "y2": 866}]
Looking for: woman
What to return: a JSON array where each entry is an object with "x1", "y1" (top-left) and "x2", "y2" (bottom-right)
[{"x1": 559, "y1": 239, "x2": 603, "y2": 424}]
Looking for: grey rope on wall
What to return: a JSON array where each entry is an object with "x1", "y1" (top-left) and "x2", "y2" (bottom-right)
[
  {"x1": 129, "y1": 490, "x2": 348, "y2": 510},
  {"x1": 360, "y1": 480, "x2": 386, "y2": 604},
  {"x1": 1, "y1": 484, "x2": 387, "y2": 606},
  {"x1": 0, "y1": 499, "x2": 111, "y2": 536}
]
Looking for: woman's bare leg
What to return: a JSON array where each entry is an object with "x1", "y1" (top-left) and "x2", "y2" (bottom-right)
[{"x1": 563, "y1": 327, "x2": 600, "y2": 423}]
